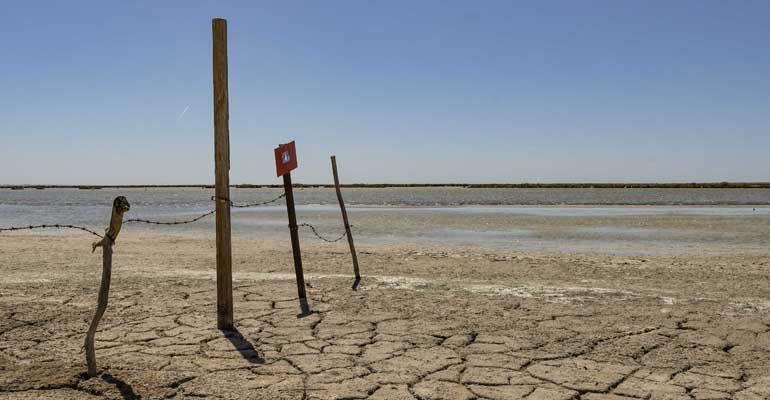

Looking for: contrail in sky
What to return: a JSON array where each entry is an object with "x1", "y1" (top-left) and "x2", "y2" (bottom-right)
[{"x1": 177, "y1": 105, "x2": 190, "y2": 121}]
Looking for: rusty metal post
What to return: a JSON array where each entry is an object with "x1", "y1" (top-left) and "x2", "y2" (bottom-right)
[{"x1": 283, "y1": 172, "x2": 310, "y2": 316}]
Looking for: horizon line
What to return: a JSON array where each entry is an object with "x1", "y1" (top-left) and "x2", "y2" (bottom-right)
[{"x1": 3, "y1": 182, "x2": 770, "y2": 190}]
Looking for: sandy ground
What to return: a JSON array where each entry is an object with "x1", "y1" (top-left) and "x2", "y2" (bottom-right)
[{"x1": 1, "y1": 233, "x2": 769, "y2": 399}]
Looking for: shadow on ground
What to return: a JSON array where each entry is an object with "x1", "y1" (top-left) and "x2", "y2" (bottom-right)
[{"x1": 222, "y1": 327, "x2": 264, "y2": 364}]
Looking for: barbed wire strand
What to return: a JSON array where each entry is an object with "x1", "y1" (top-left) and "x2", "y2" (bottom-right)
[
  {"x1": 298, "y1": 223, "x2": 348, "y2": 243},
  {"x1": 212, "y1": 193, "x2": 286, "y2": 208},
  {"x1": 124, "y1": 193, "x2": 286, "y2": 225},
  {"x1": 0, "y1": 224, "x2": 103, "y2": 238},
  {"x1": 124, "y1": 210, "x2": 216, "y2": 225},
  {"x1": 1, "y1": 195, "x2": 349, "y2": 242}
]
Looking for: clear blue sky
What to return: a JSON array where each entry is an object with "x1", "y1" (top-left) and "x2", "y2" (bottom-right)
[{"x1": 1, "y1": 1, "x2": 769, "y2": 184}]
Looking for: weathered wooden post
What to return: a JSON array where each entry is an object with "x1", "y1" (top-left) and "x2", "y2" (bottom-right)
[
  {"x1": 85, "y1": 196, "x2": 130, "y2": 377},
  {"x1": 330, "y1": 156, "x2": 361, "y2": 289},
  {"x1": 275, "y1": 141, "x2": 310, "y2": 316},
  {"x1": 212, "y1": 18, "x2": 234, "y2": 330}
]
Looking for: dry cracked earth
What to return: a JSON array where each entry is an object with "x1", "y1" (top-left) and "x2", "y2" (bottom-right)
[{"x1": 1, "y1": 235, "x2": 770, "y2": 399}]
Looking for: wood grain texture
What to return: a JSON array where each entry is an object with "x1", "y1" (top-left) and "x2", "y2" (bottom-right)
[
  {"x1": 85, "y1": 197, "x2": 128, "y2": 377},
  {"x1": 212, "y1": 18, "x2": 233, "y2": 330},
  {"x1": 85, "y1": 237, "x2": 112, "y2": 377}
]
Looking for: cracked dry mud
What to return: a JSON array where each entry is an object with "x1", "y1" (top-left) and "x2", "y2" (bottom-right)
[{"x1": 1, "y1": 235, "x2": 769, "y2": 399}]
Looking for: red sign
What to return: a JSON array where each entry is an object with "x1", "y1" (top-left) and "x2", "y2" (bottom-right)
[{"x1": 274, "y1": 141, "x2": 298, "y2": 177}]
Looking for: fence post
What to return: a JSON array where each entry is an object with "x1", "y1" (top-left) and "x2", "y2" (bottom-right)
[
  {"x1": 85, "y1": 196, "x2": 130, "y2": 377},
  {"x1": 213, "y1": 18, "x2": 234, "y2": 331},
  {"x1": 330, "y1": 156, "x2": 361, "y2": 289},
  {"x1": 283, "y1": 172, "x2": 311, "y2": 316}
]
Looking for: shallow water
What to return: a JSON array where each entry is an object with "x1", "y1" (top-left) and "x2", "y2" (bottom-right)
[{"x1": 1, "y1": 187, "x2": 769, "y2": 254}]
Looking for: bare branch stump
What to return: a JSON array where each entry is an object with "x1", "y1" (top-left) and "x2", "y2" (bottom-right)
[{"x1": 85, "y1": 196, "x2": 130, "y2": 377}]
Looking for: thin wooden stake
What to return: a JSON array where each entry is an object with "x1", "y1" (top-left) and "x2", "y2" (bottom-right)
[
  {"x1": 331, "y1": 156, "x2": 361, "y2": 289},
  {"x1": 213, "y1": 18, "x2": 234, "y2": 330},
  {"x1": 85, "y1": 196, "x2": 130, "y2": 377}
]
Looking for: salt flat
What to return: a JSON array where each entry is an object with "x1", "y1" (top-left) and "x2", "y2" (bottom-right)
[{"x1": 1, "y1": 234, "x2": 769, "y2": 399}]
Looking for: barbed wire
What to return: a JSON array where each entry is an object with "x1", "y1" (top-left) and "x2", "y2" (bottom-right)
[
  {"x1": 0, "y1": 220, "x2": 350, "y2": 243},
  {"x1": 0, "y1": 224, "x2": 103, "y2": 238},
  {"x1": 1, "y1": 194, "x2": 351, "y2": 243},
  {"x1": 124, "y1": 193, "x2": 286, "y2": 225},
  {"x1": 124, "y1": 210, "x2": 216, "y2": 225},
  {"x1": 211, "y1": 193, "x2": 286, "y2": 208},
  {"x1": 298, "y1": 223, "x2": 348, "y2": 243}
]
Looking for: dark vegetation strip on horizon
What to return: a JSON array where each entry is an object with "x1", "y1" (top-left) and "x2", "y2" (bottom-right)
[{"x1": 2, "y1": 182, "x2": 770, "y2": 190}]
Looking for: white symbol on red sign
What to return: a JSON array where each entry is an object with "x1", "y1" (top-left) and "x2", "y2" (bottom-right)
[{"x1": 275, "y1": 141, "x2": 297, "y2": 177}]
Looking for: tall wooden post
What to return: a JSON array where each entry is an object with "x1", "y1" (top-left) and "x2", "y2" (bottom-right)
[
  {"x1": 283, "y1": 172, "x2": 311, "y2": 316},
  {"x1": 331, "y1": 156, "x2": 361, "y2": 289},
  {"x1": 212, "y1": 18, "x2": 233, "y2": 330}
]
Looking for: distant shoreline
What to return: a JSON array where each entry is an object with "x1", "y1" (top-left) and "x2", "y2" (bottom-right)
[{"x1": 2, "y1": 182, "x2": 770, "y2": 190}]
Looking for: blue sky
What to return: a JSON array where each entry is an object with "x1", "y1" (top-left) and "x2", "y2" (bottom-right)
[{"x1": 1, "y1": 1, "x2": 769, "y2": 184}]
